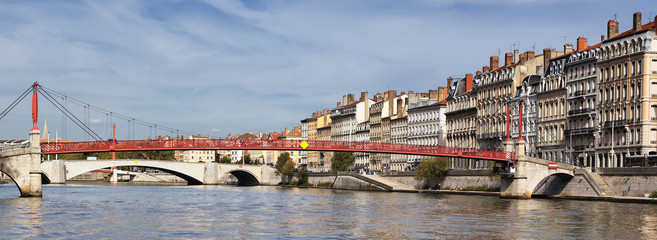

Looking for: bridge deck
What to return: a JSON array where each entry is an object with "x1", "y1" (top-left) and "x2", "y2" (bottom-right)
[{"x1": 41, "y1": 139, "x2": 516, "y2": 161}]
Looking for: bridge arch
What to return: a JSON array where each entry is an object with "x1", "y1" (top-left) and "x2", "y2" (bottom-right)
[
  {"x1": 224, "y1": 169, "x2": 260, "y2": 186},
  {"x1": 532, "y1": 172, "x2": 574, "y2": 197},
  {"x1": 0, "y1": 169, "x2": 21, "y2": 196},
  {"x1": 62, "y1": 160, "x2": 206, "y2": 185}
]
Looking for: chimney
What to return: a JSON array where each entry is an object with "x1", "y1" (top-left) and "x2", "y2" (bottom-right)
[
  {"x1": 337, "y1": 102, "x2": 341, "y2": 108},
  {"x1": 396, "y1": 98, "x2": 403, "y2": 117},
  {"x1": 526, "y1": 51, "x2": 535, "y2": 59},
  {"x1": 483, "y1": 66, "x2": 490, "y2": 72},
  {"x1": 607, "y1": 20, "x2": 619, "y2": 39},
  {"x1": 513, "y1": 49, "x2": 519, "y2": 64},
  {"x1": 447, "y1": 77, "x2": 453, "y2": 88},
  {"x1": 347, "y1": 93, "x2": 355, "y2": 104},
  {"x1": 383, "y1": 91, "x2": 389, "y2": 100},
  {"x1": 285, "y1": 128, "x2": 289, "y2": 133},
  {"x1": 442, "y1": 87, "x2": 449, "y2": 99},
  {"x1": 504, "y1": 52, "x2": 513, "y2": 66},
  {"x1": 429, "y1": 90, "x2": 438, "y2": 100},
  {"x1": 601, "y1": 35, "x2": 605, "y2": 41},
  {"x1": 360, "y1": 91, "x2": 369, "y2": 102},
  {"x1": 375, "y1": 93, "x2": 383, "y2": 102},
  {"x1": 476, "y1": 70, "x2": 482, "y2": 76},
  {"x1": 577, "y1": 37, "x2": 587, "y2": 51},
  {"x1": 543, "y1": 48, "x2": 552, "y2": 75},
  {"x1": 465, "y1": 73, "x2": 473, "y2": 92},
  {"x1": 342, "y1": 95, "x2": 347, "y2": 106},
  {"x1": 564, "y1": 43, "x2": 574, "y2": 54},
  {"x1": 388, "y1": 95, "x2": 394, "y2": 116},
  {"x1": 633, "y1": 12, "x2": 642, "y2": 32},
  {"x1": 437, "y1": 87, "x2": 446, "y2": 100},
  {"x1": 490, "y1": 56, "x2": 499, "y2": 70},
  {"x1": 324, "y1": 109, "x2": 330, "y2": 115},
  {"x1": 388, "y1": 90, "x2": 397, "y2": 99},
  {"x1": 519, "y1": 53, "x2": 527, "y2": 62},
  {"x1": 317, "y1": 110, "x2": 322, "y2": 117},
  {"x1": 294, "y1": 126, "x2": 299, "y2": 133}
]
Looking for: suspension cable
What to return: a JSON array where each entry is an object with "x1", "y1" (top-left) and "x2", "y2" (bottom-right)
[
  {"x1": 37, "y1": 87, "x2": 105, "y2": 141},
  {"x1": 39, "y1": 85, "x2": 202, "y2": 137},
  {"x1": 0, "y1": 85, "x2": 33, "y2": 121}
]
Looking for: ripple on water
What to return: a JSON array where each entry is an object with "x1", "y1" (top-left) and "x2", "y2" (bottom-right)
[{"x1": 1, "y1": 183, "x2": 657, "y2": 239}]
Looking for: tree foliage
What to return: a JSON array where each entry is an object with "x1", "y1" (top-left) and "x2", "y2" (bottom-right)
[
  {"x1": 297, "y1": 168, "x2": 308, "y2": 185},
  {"x1": 242, "y1": 154, "x2": 252, "y2": 164},
  {"x1": 281, "y1": 160, "x2": 296, "y2": 178},
  {"x1": 331, "y1": 152, "x2": 355, "y2": 174},
  {"x1": 219, "y1": 156, "x2": 232, "y2": 163},
  {"x1": 275, "y1": 152, "x2": 291, "y2": 174},
  {"x1": 414, "y1": 157, "x2": 449, "y2": 181}
]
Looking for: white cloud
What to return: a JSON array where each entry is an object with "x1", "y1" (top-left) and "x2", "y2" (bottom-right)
[{"x1": 0, "y1": 0, "x2": 648, "y2": 140}]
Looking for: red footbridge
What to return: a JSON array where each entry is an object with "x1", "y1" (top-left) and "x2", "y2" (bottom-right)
[{"x1": 41, "y1": 139, "x2": 517, "y2": 162}]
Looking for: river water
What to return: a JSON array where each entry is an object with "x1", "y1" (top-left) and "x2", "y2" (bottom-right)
[{"x1": 1, "y1": 183, "x2": 656, "y2": 239}]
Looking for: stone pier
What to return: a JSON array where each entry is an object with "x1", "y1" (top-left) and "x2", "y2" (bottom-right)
[{"x1": 0, "y1": 130, "x2": 42, "y2": 197}]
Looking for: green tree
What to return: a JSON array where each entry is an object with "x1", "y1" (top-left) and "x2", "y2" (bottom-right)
[
  {"x1": 414, "y1": 157, "x2": 449, "y2": 182},
  {"x1": 331, "y1": 152, "x2": 355, "y2": 174},
  {"x1": 275, "y1": 152, "x2": 291, "y2": 174},
  {"x1": 242, "y1": 154, "x2": 252, "y2": 164},
  {"x1": 219, "y1": 156, "x2": 232, "y2": 163},
  {"x1": 281, "y1": 160, "x2": 296, "y2": 178},
  {"x1": 297, "y1": 168, "x2": 309, "y2": 186}
]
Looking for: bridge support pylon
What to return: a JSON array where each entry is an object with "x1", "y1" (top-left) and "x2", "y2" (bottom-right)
[
  {"x1": 500, "y1": 155, "x2": 575, "y2": 199},
  {"x1": 27, "y1": 129, "x2": 42, "y2": 197},
  {"x1": 0, "y1": 130, "x2": 44, "y2": 197}
]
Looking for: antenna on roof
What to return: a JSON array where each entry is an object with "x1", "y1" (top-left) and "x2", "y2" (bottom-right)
[
  {"x1": 563, "y1": 36, "x2": 567, "y2": 44},
  {"x1": 650, "y1": 12, "x2": 654, "y2": 21},
  {"x1": 584, "y1": 31, "x2": 589, "y2": 39},
  {"x1": 614, "y1": 14, "x2": 617, "y2": 21},
  {"x1": 497, "y1": 48, "x2": 501, "y2": 57},
  {"x1": 532, "y1": 43, "x2": 535, "y2": 52}
]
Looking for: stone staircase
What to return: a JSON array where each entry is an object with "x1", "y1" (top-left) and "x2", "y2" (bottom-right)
[
  {"x1": 359, "y1": 174, "x2": 415, "y2": 191},
  {"x1": 584, "y1": 170, "x2": 616, "y2": 196}
]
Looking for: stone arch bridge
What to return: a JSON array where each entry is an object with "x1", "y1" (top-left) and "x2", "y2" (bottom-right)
[{"x1": 40, "y1": 159, "x2": 278, "y2": 186}]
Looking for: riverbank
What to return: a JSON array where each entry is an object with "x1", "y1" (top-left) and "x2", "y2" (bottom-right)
[{"x1": 299, "y1": 170, "x2": 657, "y2": 204}]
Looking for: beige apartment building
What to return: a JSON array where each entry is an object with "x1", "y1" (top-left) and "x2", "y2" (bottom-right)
[
  {"x1": 596, "y1": 13, "x2": 657, "y2": 168},
  {"x1": 446, "y1": 75, "x2": 479, "y2": 169},
  {"x1": 537, "y1": 47, "x2": 569, "y2": 162},
  {"x1": 476, "y1": 51, "x2": 544, "y2": 154}
]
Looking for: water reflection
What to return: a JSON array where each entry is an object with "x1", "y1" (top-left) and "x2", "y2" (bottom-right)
[
  {"x1": 1, "y1": 183, "x2": 657, "y2": 239},
  {"x1": 0, "y1": 195, "x2": 43, "y2": 238}
]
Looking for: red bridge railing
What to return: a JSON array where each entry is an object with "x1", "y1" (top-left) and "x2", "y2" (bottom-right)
[{"x1": 41, "y1": 139, "x2": 516, "y2": 161}]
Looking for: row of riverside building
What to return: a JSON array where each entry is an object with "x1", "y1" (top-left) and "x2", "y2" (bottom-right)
[{"x1": 298, "y1": 12, "x2": 657, "y2": 172}]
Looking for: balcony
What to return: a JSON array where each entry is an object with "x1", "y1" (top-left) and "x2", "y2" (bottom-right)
[
  {"x1": 603, "y1": 120, "x2": 627, "y2": 127},
  {"x1": 564, "y1": 127, "x2": 595, "y2": 135},
  {"x1": 568, "y1": 108, "x2": 592, "y2": 116},
  {"x1": 574, "y1": 91, "x2": 584, "y2": 96},
  {"x1": 573, "y1": 145, "x2": 588, "y2": 151},
  {"x1": 480, "y1": 132, "x2": 503, "y2": 139}
]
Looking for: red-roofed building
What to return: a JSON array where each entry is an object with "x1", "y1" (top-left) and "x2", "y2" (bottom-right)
[
  {"x1": 406, "y1": 90, "x2": 448, "y2": 170},
  {"x1": 563, "y1": 39, "x2": 601, "y2": 167},
  {"x1": 596, "y1": 12, "x2": 657, "y2": 168},
  {"x1": 446, "y1": 74, "x2": 478, "y2": 169},
  {"x1": 475, "y1": 49, "x2": 545, "y2": 162}
]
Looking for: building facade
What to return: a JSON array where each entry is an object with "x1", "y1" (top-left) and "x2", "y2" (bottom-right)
[
  {"x1": 596, "y1": 13, "x2": 657, "y2": 168},
  {"x1": 565, "y1": 39, "x2": 601, "y2": 167}
]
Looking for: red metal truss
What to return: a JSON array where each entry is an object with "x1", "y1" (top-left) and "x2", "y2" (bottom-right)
[{"x1": 41, "y1": 139, "x2": 517, "y2": 161}]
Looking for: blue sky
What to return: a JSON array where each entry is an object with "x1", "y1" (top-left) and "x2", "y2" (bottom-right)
[{"x1": 0, "y1": 0, "x2": 650, "y2": 140}]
